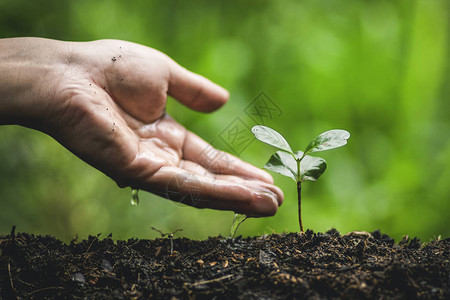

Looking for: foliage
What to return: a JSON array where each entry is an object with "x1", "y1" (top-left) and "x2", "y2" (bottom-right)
[
  {"x1": 0, "y1": 0, "x2": 449, "y2": 241},
  {"x1": 229, "y1": 213, "x2": 248, "y2": 239},
  {"x1": 252, "y1": 125, "x2": 349, "y2": 231}
]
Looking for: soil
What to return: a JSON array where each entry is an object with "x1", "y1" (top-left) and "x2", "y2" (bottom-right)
[{"x1": 0, "y1": 227, "x2": 448, "y2": 299}]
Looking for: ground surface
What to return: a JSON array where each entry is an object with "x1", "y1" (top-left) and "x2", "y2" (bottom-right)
[{"x1": 0, "y1": 228, "x2": 449, "y2": 299}]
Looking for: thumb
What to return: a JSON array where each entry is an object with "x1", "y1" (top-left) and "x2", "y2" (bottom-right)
[{"x1": 167, "y1": 59, "x2": 229, "y2": 112}]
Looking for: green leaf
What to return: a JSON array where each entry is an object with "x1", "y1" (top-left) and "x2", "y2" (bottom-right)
[
  {"x1": 304, "y1": 129, "x2": 350, "y2": 155},
  {"x1": 252, "y1": 125, "x2": 293, "y2": 154},
  {"x1": 296, "y1": 151, "x2": 327, "y2": 182},
  {"x1": 229, "y1": 213, "x2": 248, "y2": 239},
  {"x1": 264, "y1": 151, "x2": 298, "y2": 182}
]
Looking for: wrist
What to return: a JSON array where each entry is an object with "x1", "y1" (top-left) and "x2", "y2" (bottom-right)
[{"x1": 0, "y1": 38, "x2": 72, "y2": 130}]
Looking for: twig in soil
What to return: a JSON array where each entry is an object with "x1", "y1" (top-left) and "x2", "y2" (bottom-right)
[
  {"x1": 344, "y1": 231, "x2": 371, "y2": 238},
  {"x1": 8, "y1": 263, "x2": 18, "y2": 293},
  {"x1": 186, "y1": 274, "x2": 234, "y2": 287},
  {"x1": 28, "y1": 286, "x2": 63, "y2": 296},
  {"x1": 10, "y1": 225, "x2": 16, "y2": 238},
  {"x1": 335, "y1": 264, "x2": 361, "y2": 272},
  {"x1": 17, "y1": 278, "x2": 32, "y2": 286},
  {"x1": 85, "y1": 233, "x2": 101, "y2": 254}
]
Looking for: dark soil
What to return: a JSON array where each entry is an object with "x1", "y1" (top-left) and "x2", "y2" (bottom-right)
[{"x1": 1, "y1": 227, "x2": 449, "y2": 299}]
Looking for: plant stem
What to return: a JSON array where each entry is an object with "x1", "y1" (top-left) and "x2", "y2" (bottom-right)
[
  {"x1": 297, "y1": 180, "x2": 303, "y2": 232},
  {"x1": 296, "y1": 156, "x2": 303, "y2": 233}
]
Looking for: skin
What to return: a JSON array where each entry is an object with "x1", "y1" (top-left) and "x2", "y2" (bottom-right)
[{"x1": 0, "y1": 38, "x2": 283, "y2": 216}]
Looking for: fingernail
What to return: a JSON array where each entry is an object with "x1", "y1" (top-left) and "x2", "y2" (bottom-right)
[
  {"x1": 252, "y1": 191, "x2": 279, "y2": 216},
  {"x1": 255, "y1": 190, "x2": 280, "y2": 204}
]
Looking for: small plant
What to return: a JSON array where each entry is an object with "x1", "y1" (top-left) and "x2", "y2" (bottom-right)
[
  {"x1": 252, "y1": 125, "x2": 350, "y2": 232},
  {"x1": 229, "y1": 213, "x2": 248, "y2": 239},
  {"x1": 151, "y1": 227, "x2": 183, "y2": 255}
]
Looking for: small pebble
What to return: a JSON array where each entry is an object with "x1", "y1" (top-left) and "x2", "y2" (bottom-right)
[
  {"x1": 101, "y1": 259, "x2": 113, "y2": 272},
  {"x1": 71, "y1": 272, "x2": 86, "y2": 285}
]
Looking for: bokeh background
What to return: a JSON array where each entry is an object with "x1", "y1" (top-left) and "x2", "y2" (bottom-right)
[{"x1": 0, "y1": 0, "x2": 448, "y2": 242}]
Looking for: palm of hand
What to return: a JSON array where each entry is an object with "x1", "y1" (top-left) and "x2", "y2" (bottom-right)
[{"x1": 48, "y1": 40, "x2": 282, "y2": 216}]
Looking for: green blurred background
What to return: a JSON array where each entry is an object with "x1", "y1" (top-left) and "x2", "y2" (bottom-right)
[{"x1": 0, "y1": 0, "x2": 449, "y2": 242}]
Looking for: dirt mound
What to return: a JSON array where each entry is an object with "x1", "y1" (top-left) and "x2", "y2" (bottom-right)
[{"x1": 1, "y1": 228, "x2": 448, "y2": 299}]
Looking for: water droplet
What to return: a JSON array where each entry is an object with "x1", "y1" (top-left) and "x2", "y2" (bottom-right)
[{"x1": 131, "y1": 189, "x2": 139, "y2": 205}]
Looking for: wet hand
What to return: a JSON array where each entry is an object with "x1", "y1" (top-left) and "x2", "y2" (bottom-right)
[{"x1": 2, "y1": 38, "x2": 284, "y2": 216}]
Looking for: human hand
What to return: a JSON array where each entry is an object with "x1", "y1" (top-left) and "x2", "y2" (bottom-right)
[{"x1": 0, "y1": 38, "x2": 283, "y2": 216}]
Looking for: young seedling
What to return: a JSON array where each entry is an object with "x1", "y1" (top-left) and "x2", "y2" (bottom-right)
[
  {"x1": 151, "y1": 227, "x2": 183, "y2": 255},
  {"x1": 252, "y1": 125, "x2": 350, "y2": 232},
  {"x1": 229, "y1": 213, "x2": 248, "y2": 239}
]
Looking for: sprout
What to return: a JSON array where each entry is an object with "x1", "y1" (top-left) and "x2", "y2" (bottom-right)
[
  {"x1": 252, "y1": 125, "x2": 350, "y2": 232},
  {"x1": 229, "y1": 213, "x2": 248, "y2": 239},
  {"x1": 151, "y1": 227, "x2": 183, "y2": 255}
]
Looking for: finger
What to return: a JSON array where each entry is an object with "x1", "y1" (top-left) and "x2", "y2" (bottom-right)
[
  {"x1": 213, "y1": 175, "x2": 284, "y2": 207},
  {"x1": 179, "y1": 160, "x2": 283, "y2": 207},
  {"x1": 182, "y1": 131, "x2": 274, "y2": 184},
  {"x1": 167, "y1": 59, "x2": 229, "y2": 112},
  {"x1": 145, "y1": 166, "x2": 279, "y2": 217}
]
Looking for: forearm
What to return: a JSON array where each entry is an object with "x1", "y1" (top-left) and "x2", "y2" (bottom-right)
[{"x1": 0, "y1": 38, "x2": 69, "y2": 129}]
